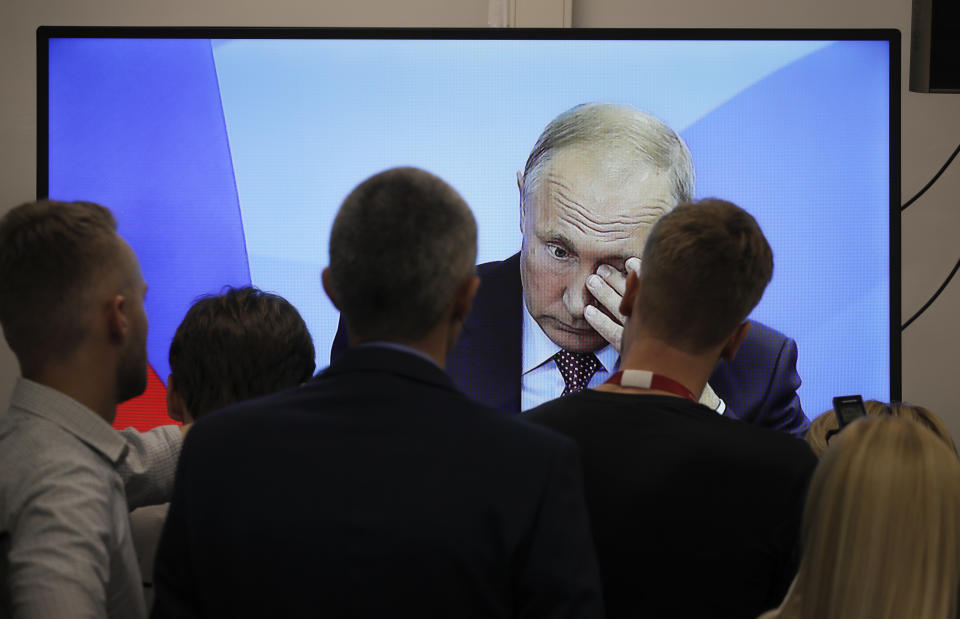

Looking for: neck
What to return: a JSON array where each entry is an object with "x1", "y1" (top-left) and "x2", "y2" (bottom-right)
[
  {"x1": 24, "y1": 351, "x2": 118, "y2": 424},
  {"x1": 602, "y1": 336, "x2": 718, "y2": 399}
]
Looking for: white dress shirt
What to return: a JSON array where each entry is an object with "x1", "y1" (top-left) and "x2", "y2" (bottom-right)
[
  {"x1": 521, "y1": 303, "x2": 620, "y2": 411},
  {"x1": 0, "y1": 378, "x2": 181, "y2": 619}
]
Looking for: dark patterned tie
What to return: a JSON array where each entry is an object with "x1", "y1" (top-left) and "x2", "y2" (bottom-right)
[{"x1": 554, "y1": 350, "x2": 604, "y2": 395}]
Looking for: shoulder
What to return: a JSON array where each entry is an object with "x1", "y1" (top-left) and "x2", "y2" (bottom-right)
[
  {"x1": 179, "y1": 386, "x2": 298, "y2": 447},
  {"x1": 719, "y1": 319, "x2": 799, "y2": 388},
  {"x1": 187, "y1": 372, "x2": 571, "y2": 451},
  {"x1": 476, "y1": 252, "x2": 519, "y2": 278},
  {"x1": 0, "y1": 411, "x2": 114, "y2": 489},
  {"x1": 744, "y1": 320, "x2": 794, "y2": 350},
  {"x1": 471, "y1": 399, "x2": 577, "y2": 453},
  {"x1": 0, "y1": 417, "x2": 118, "y2": 533},
  {"x1": 529, "y1": 392, "x2": 814, "y2": 471},
  {"x1": 473, "y1": 253, "x2": 522, "y2": 301},
  {"x1": 710, "y1": 414, "x2": 817, "y2": 477}
]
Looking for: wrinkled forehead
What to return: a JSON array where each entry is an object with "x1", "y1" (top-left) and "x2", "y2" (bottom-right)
[{"x1": 527, "y1": 147, "x2": 675, "y2": 242}]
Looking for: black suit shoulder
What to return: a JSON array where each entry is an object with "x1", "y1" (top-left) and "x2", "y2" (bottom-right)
[
  {"x1": 193, "y1": 346, "x2": 575, "y2": 470},
  {"x1": 156, "y1": 346, "x2": 604, "y2": 618},
  {"x1": 527, "y1": 390, "x2": 815, "y2": 472},
  {"x1": 525, "y1": 390, "x2": 815, "y2": 619}
]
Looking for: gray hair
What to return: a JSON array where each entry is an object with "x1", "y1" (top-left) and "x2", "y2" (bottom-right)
[
  {"x1": 521, "y1": 103, "x2": 695, "y2": 206},
  {"x1": 328, "y1": 167, "x2": 478, "y2": 342}
]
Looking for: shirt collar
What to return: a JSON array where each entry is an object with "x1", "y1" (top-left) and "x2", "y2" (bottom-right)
[
  {"x1": 8, "y1": 378, "x2": 129, "y2": 465},
  {"x1": 356, "y1": 341, "x2": 441, "y2": 368},
  {"x1": 521, "y1": 301, "x2": 619, "y2": 374}
]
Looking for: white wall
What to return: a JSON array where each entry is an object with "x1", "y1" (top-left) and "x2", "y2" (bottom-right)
[{"x1": 2, "y1": 0, "x2": 959, "y2": 439}]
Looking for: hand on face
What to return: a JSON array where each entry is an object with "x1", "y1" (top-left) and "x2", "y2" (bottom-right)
[
  {"x1": 519, "y1": 147, "x2": 673, "y2": 353},
  {"x1": 583, "y1": 257, "x2": 641, "y2": 353}
]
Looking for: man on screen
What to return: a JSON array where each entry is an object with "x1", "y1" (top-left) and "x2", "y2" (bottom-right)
[{"x1": 333, "y1": 103, "x2": 809, "y2": 436}]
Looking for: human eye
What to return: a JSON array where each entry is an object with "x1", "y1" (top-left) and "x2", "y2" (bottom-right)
[{"x1": 546, "y1": 243, "x2": 571, "y2": 261}]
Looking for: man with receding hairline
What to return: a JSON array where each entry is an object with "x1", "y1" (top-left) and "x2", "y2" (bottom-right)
[
  {"x1": 0, "y1": 200, "x2": 183, "y2": 619},
  {"x1": 526, "y1": 199, "x2": 817, "y2": 619},
  {"x1": 152, "y1": 167, "x2": 603, "y2": 618}
]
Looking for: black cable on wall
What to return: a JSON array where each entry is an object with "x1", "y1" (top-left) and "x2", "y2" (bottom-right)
[{"x1": 900, "y1": 142, "x2": 960, "y2": 330}]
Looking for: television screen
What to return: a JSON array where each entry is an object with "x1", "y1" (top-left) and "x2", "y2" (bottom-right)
[{"x1": 38, "y1": 28, "x2": 900, "y2": 430}]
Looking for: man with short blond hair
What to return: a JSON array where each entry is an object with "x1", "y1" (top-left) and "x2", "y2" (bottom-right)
[
  {"x1": 0, "y1": 200, "x2": 181, "y2": 619},
  {"x1": 526, "y1": 199, "x2": 817, "y2": 619}
]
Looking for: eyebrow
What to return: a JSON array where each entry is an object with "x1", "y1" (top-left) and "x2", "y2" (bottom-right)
[
  {"x1": 547, "y1": 232, "x2": 576, "y2": 252},
  {"x1": 543, "y1": 231, "x2": 634, "y2": 266}
]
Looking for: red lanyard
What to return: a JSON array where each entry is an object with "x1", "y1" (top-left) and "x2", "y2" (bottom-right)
[{"x1": 604, "y1": 370, "x2": 697, "y2": 402}]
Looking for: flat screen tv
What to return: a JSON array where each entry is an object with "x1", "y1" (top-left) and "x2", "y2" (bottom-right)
[{"x1": 38, "y1": 27, "x2": 900, "y2": 430}]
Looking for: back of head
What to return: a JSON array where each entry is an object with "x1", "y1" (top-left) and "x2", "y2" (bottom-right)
[
  {"x1": 521, "y1": 102, "x2": 694, "y2": 206},
  {"x1": 635, "y1": 198, "x2": 773, "y2": 353},
  {"x1": 0, "y1": 200, "x2": 121, "y2": 373},
  {"x1": 328, "y1": 167, "x2": 478, "y2": 342},
  {"x1": 169, "y1": 286, "x2": 316, "y2": 419},
  {"x1": 796, "y1": 415, "x2": 960, "y2": 619},
  {"x1": 805, "y1": 400, "x2": 958, "y2": 458}
]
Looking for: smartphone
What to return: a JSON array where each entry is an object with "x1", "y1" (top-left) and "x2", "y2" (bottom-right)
[{"x1": 833, "y1": 395, "x2": 868, "y2": 428}]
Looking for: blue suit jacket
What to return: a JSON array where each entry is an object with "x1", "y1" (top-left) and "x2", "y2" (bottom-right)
[{"x1": 332, "y1": 253, "x2": 810, "y2": 438}]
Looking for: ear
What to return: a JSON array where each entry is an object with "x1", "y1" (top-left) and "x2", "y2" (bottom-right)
[
  {"x1": 452, "y1": 274, "x2": 481, "y2": 325},
  {"x1": 106, "y1": 294, "x2": 129, "y2": 344},
  {"x1": 719, "y1": 321, "x2": 752, "y2": 361},
  {"x1": 321, "y1": 267, "x2": 341, "y2": 311},
  {"x1": 517, "y1": 170, "x2": 526, "y2": 233},
  {"x1": 619, "y1": 271, "x2": 641, "y2": 318},
  {"x1": 165, "y1": 374, "x2": 186, "y2": 423}
]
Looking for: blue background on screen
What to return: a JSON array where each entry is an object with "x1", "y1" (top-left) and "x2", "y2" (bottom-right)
[
  {"x1": 48, "y1": 38, "x2": 252, "y2": 388},
  {"x1": 47, "y1": 37, "x2": 890, "y2": 419}
]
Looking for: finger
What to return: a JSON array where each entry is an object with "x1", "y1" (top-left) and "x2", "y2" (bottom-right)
[
  {"x1": 625, "y1": 257, "x2": 641, "y2": 274},
  {"x1": 597, "y1": 264, "x2": 627, "y2": 296},
  {"x1": 584, "y1": 305, "x2": 623, "y2": 353},
  {"x1": 586, "y1": 274, "x2": 627, "y2": 323}
]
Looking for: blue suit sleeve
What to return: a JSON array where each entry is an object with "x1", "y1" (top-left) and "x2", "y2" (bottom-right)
[
  {"x1": 712, "y1": 322, "x2": 810, "y2": 439},
  {"x1": 760, "y1": 336, "x2": 810, "y2": 439}
]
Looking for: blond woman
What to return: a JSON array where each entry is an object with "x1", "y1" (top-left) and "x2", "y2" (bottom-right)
[{"x1": 761, "y1": 415, "x2": 960, "y2": 619}]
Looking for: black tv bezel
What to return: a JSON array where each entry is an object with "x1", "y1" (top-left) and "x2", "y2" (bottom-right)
[{"x1": 36, "y1": 26, "x2": 902, "y2": 403}]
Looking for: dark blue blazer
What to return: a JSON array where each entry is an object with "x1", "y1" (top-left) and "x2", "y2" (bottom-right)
[
  {"x1": 152, "y1": 346, "x2": 604, "y2": 618},
  {"x1": 333, "y1": 253, "x2": 810, "y2": 438}
]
